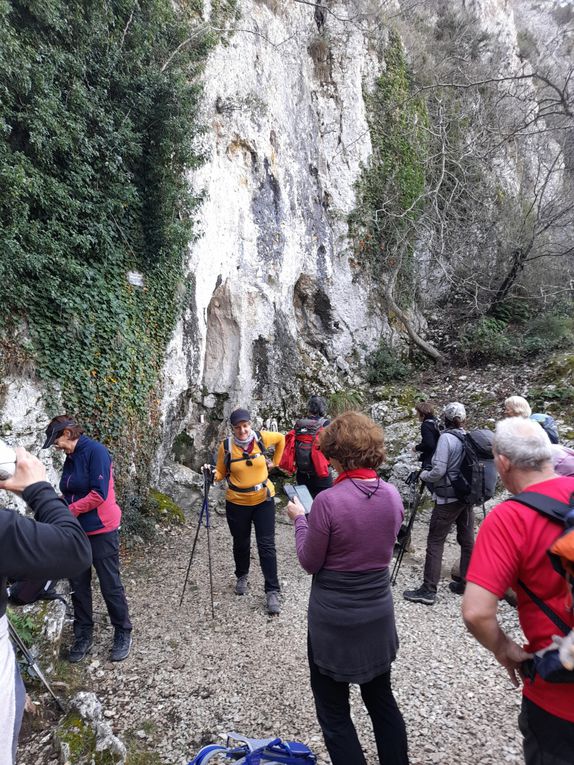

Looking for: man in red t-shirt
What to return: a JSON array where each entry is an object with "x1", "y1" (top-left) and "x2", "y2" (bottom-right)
[{"x1": 463, "y1": 417, "x2": 574, "y2": 765}]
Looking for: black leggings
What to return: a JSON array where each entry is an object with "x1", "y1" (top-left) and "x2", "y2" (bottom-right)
[
  {"x1": 225, "y1": 499, "x2": 280, "y2": 592},
  {"x1": 308, "y1": 639, "x2": 409, "y2": 765}
]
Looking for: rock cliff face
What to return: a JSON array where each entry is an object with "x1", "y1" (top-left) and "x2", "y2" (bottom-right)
[
  {"x1": 158, "y1": 0, "x2": 391, "y2": 468},
  {"x1": 0, "y1": 0, "x2": 570, "y2": 481}
]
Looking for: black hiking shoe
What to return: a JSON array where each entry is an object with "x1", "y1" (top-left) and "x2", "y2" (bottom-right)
[
  {"x1": 403, "y1": 585, "x2": 436, "y2": 605},
  {"x1": 266, "y1": 591, "x2": 281, "y2": 615},
  {"x1": 448, "y1": 581, "x2": 466, "y2": 595},
  {"x1": 68, "y1": 634, "x2": 93, "y2": 663},
  {"x1": 234, "y1": 575, "x2": 248, "y2": 595},
  {"x1": 110, "y1": 629, "x2": 132, "y2": 662}
]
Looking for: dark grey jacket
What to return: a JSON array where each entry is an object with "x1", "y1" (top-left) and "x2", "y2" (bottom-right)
[{"x1": 1, "y1": 482, "x2": 92, "y2": 617}]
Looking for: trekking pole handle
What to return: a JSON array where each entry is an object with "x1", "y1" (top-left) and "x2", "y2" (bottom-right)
[
  {"x1": 406, "y1": 469, "x2": 421, "y2": 487},
  {"x1": 202, "y1": 464, "x2": 215, "y2": 483}
]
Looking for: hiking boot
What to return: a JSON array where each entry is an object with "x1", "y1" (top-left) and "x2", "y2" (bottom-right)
[
  {"x1": 448, "y1": 580, "x2": 466, "y2": 595},
  {"x1": 403, "y1": 585, "x2": 436, "y2": 605},
  {"x1": 266, "y1": 591, "x2": 281, "y2": 615},
  {"x1": 110, "y1": 629, "x2": 132, "y2": 662},
  {"x1": 235, "y1": 575, "x2": 248, "y2": 596},
  {"x1": 68, "y1": 634, "x2": 93, "y2": 663}
]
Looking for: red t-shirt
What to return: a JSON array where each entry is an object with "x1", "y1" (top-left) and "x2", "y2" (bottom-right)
[{"x1": 467, "y1": 475, "x2": 574, "y2": 722}]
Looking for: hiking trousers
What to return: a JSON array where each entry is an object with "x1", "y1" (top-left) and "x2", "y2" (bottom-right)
[
  {"x1": 423, "y1": 499, "x2": 474, "y2": 594},
  {"x1": 225, "y1": 498, "x2": 280, "y2": 592},
  {"x1": 308, "y1": 640, "x2": 409, "y2": 765},
  {"x1": 519, "y1": 697, "x2": 574, "y2": 765},
  {"x1": 296, "y1": 470, "x2": 333, "y2": 499},
  {"x1": 70, "y1": 530, "x2": 132, "y2": 638}
]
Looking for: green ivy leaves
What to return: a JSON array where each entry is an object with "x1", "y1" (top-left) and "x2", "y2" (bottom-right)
[{"x1": 0, "y1": 0, "x2": 221, "y2": 498}]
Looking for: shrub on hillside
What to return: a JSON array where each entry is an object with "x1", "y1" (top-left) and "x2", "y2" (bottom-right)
[
  {"x1": 458, "y1": 317, "x2": 516, "y2": 362},
  {"x1": 523, "y1": 312, "x2": 574, "y2": 355},
  {"x1": 366, "y1": 342, "x2": 410, "y2": 384}
]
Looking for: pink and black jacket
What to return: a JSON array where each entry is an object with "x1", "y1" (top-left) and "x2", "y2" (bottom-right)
[{"x1": 60, "y1": 435, "x2": 121, "y2": 535}]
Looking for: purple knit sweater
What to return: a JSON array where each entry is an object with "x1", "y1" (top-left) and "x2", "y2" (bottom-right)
[{"x1": 293, "y1": 478, "x2": 404, "y2": 574}]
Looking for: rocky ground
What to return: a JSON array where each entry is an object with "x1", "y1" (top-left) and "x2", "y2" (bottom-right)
[{"x1": 17, "y1": 499, "x2": 526, "y2": 765}]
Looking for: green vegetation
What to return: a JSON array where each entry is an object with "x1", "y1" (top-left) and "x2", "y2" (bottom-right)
[
  {"x1": 0, "y1": 0, "x2": 234, "y2": 501},
  {"x1": 366, "y1": 341, "x2": 410, "y2": 384},
  {"x1": 7, "y1": 607, "x2": 39, "y2": 644},
  {"x1": 147, "y1": 489, "x2": 185, "y2": 524},
  {"x1": 349, "y1": 31, "x2": 428, "y2": 306},
  {"x1": 457, "y1": 307, "x2": 574, "y2": 363},
  {"x1": 328, "y1": 389, "x2": 364, "y2": 415}
]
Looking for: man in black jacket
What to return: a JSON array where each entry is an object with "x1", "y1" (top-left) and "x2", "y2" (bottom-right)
[{"x1": 0, "y1": 448, "x2": 92, "y2": 765}]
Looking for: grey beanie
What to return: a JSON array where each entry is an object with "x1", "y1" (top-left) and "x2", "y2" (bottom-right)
[{"x1": 443, "y1": 402, "x2": 466, "y2": 422}]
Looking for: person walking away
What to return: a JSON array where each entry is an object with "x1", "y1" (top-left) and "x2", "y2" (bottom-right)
[
  {"x1": 0, "y1": 448, "x2": 92, "y2": 764},
  {"x1": 42, "y1": 416, "x2": 132, "y2": 662},
  {"x1": 403, "y1": 402, "x2": 474, "y2": 604},
  {"x1": 413, "y1": 401, "x2": 441, "y2": 470},
  {"x1": 287, "y1": 411, "x2": 409, "y2": 765},
  {"x1": 293, "y1": 395, "x2": 332, "y2": 498},
  {"x1": 463, "y1": 417, "x2": 574, "y2": 764},
  {"x1": 207, "y1": 408, "x2": 285, "y2": 615},
  {"x1": 504, "y1": 395, "x2": 560, "y2": 444}
]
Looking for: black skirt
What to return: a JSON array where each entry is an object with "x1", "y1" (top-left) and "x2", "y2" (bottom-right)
[{"x1": 308, "y1": 568, "x2": 398, "y2": 684}]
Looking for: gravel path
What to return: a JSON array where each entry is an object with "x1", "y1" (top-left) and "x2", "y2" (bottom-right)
[{"x1": 18, "y1": 500, "x2": 526, "y2": 765}]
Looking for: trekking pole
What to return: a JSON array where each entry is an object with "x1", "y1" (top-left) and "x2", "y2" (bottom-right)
[
  {"x1": 8, "y1": 618, "x2": 65, "y2": 711},
  {"x1": 391, "y1": 475, "x2": 425, "y2": 587},
  {"x1": 179, "y1": 468, "x2": 215, "y2": 618}
]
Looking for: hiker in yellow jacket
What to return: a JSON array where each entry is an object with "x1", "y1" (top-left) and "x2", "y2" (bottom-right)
[{"x1": 207, "y1": 408, "x2": 285, "y2": 615}]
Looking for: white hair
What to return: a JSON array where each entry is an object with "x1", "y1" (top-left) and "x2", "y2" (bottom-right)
[
  {"x1": 504, "y1": 396, "x2": 532, "y2": 417},
  {"x1": 494, "y1": 417, "x2": 552, "y2": 471}
]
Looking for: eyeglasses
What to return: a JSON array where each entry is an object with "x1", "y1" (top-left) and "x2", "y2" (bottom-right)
[{"x1": 242, "y1": 451, "x2": 253, "y2": 466}]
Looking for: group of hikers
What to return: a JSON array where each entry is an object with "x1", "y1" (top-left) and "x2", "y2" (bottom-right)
[
  {"x1": 203, "y1": 394, "x2": 574, "y2": 765},
  {"x1": 1, "y1": 393, "x2": 574, "y2": 765}
]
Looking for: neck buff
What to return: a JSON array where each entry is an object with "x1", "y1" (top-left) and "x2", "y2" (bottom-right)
[{"x1": 233, "y1": 431, "x2": 254, "y2": 450}]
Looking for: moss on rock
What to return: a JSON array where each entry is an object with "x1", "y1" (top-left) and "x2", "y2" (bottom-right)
[{"x1": 147, "y1": 489, "x2": 185, "y2": 525}]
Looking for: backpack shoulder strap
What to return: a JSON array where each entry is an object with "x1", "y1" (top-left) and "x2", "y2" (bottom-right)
[
  {"x1": 223, "y1": 436, "x2": 232, "y2": 475},
  {"x1": 254, "y1": 430, "x2": 266, "y2": 454},
  {"x1": 517, "y1": 578, "x2": 571, "y2": 635},
  {"x1": 511, "y1": 491, "x2": 570, "y2": 525}
]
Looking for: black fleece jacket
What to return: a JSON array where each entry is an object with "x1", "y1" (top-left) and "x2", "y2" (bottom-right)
[
  {"x1": 0, "y1": 482, "x2": 93, "y2": 617},
  {"x1": 415, "y1": 417, "x2": 441, "y2": 468}
]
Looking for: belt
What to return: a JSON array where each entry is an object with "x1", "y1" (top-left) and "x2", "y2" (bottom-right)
[{"x1": 227, "y1": 480, "x2": 268, "y2": 493}]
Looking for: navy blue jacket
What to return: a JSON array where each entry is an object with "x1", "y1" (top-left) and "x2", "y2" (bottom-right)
[{"x1": 60, "y1": 435, "x2": 121, "y2": 535}]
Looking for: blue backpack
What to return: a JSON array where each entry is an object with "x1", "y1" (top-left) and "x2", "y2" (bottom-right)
[
  {"x1": 530, "y1": 413, "x2": 559, "y2": 444},
  {"x1": 188, "y1": 733, "x2": 317, "y2": 765}
]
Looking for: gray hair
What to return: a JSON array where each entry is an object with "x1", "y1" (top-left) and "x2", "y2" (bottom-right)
[
  {"x1": 504, "y1": 395, "x2": 532, "y2": 417},
  {"x1": 494, "y1": 417, "x2": 552, "y2": 471}
]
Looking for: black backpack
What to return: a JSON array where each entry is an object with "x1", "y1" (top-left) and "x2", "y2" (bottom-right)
[
  {"x1": 294, "y1": 418, "x2": 326, "y2": 474},
  {"x1": 449, "y1": 429, "x2": 497, "y2": 506},
  {"x1": 8, "y1": 579, "x2": 64, "y2": 606}
]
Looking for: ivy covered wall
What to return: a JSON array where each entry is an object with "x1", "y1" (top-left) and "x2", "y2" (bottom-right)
[
  {"x1": 0, "y1": 0, "x2": 233, "y2": 495},
  {"x1": 349, "y1": 31, "x2": 428, "y2": 308}
]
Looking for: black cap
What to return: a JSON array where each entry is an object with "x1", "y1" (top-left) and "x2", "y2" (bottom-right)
[
  {"x1": 229, "y1": 408, "x2": 251, "y2": 426},
  {"x1": 42, "y1": 419, "x2": 75, "y2": 449}
]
